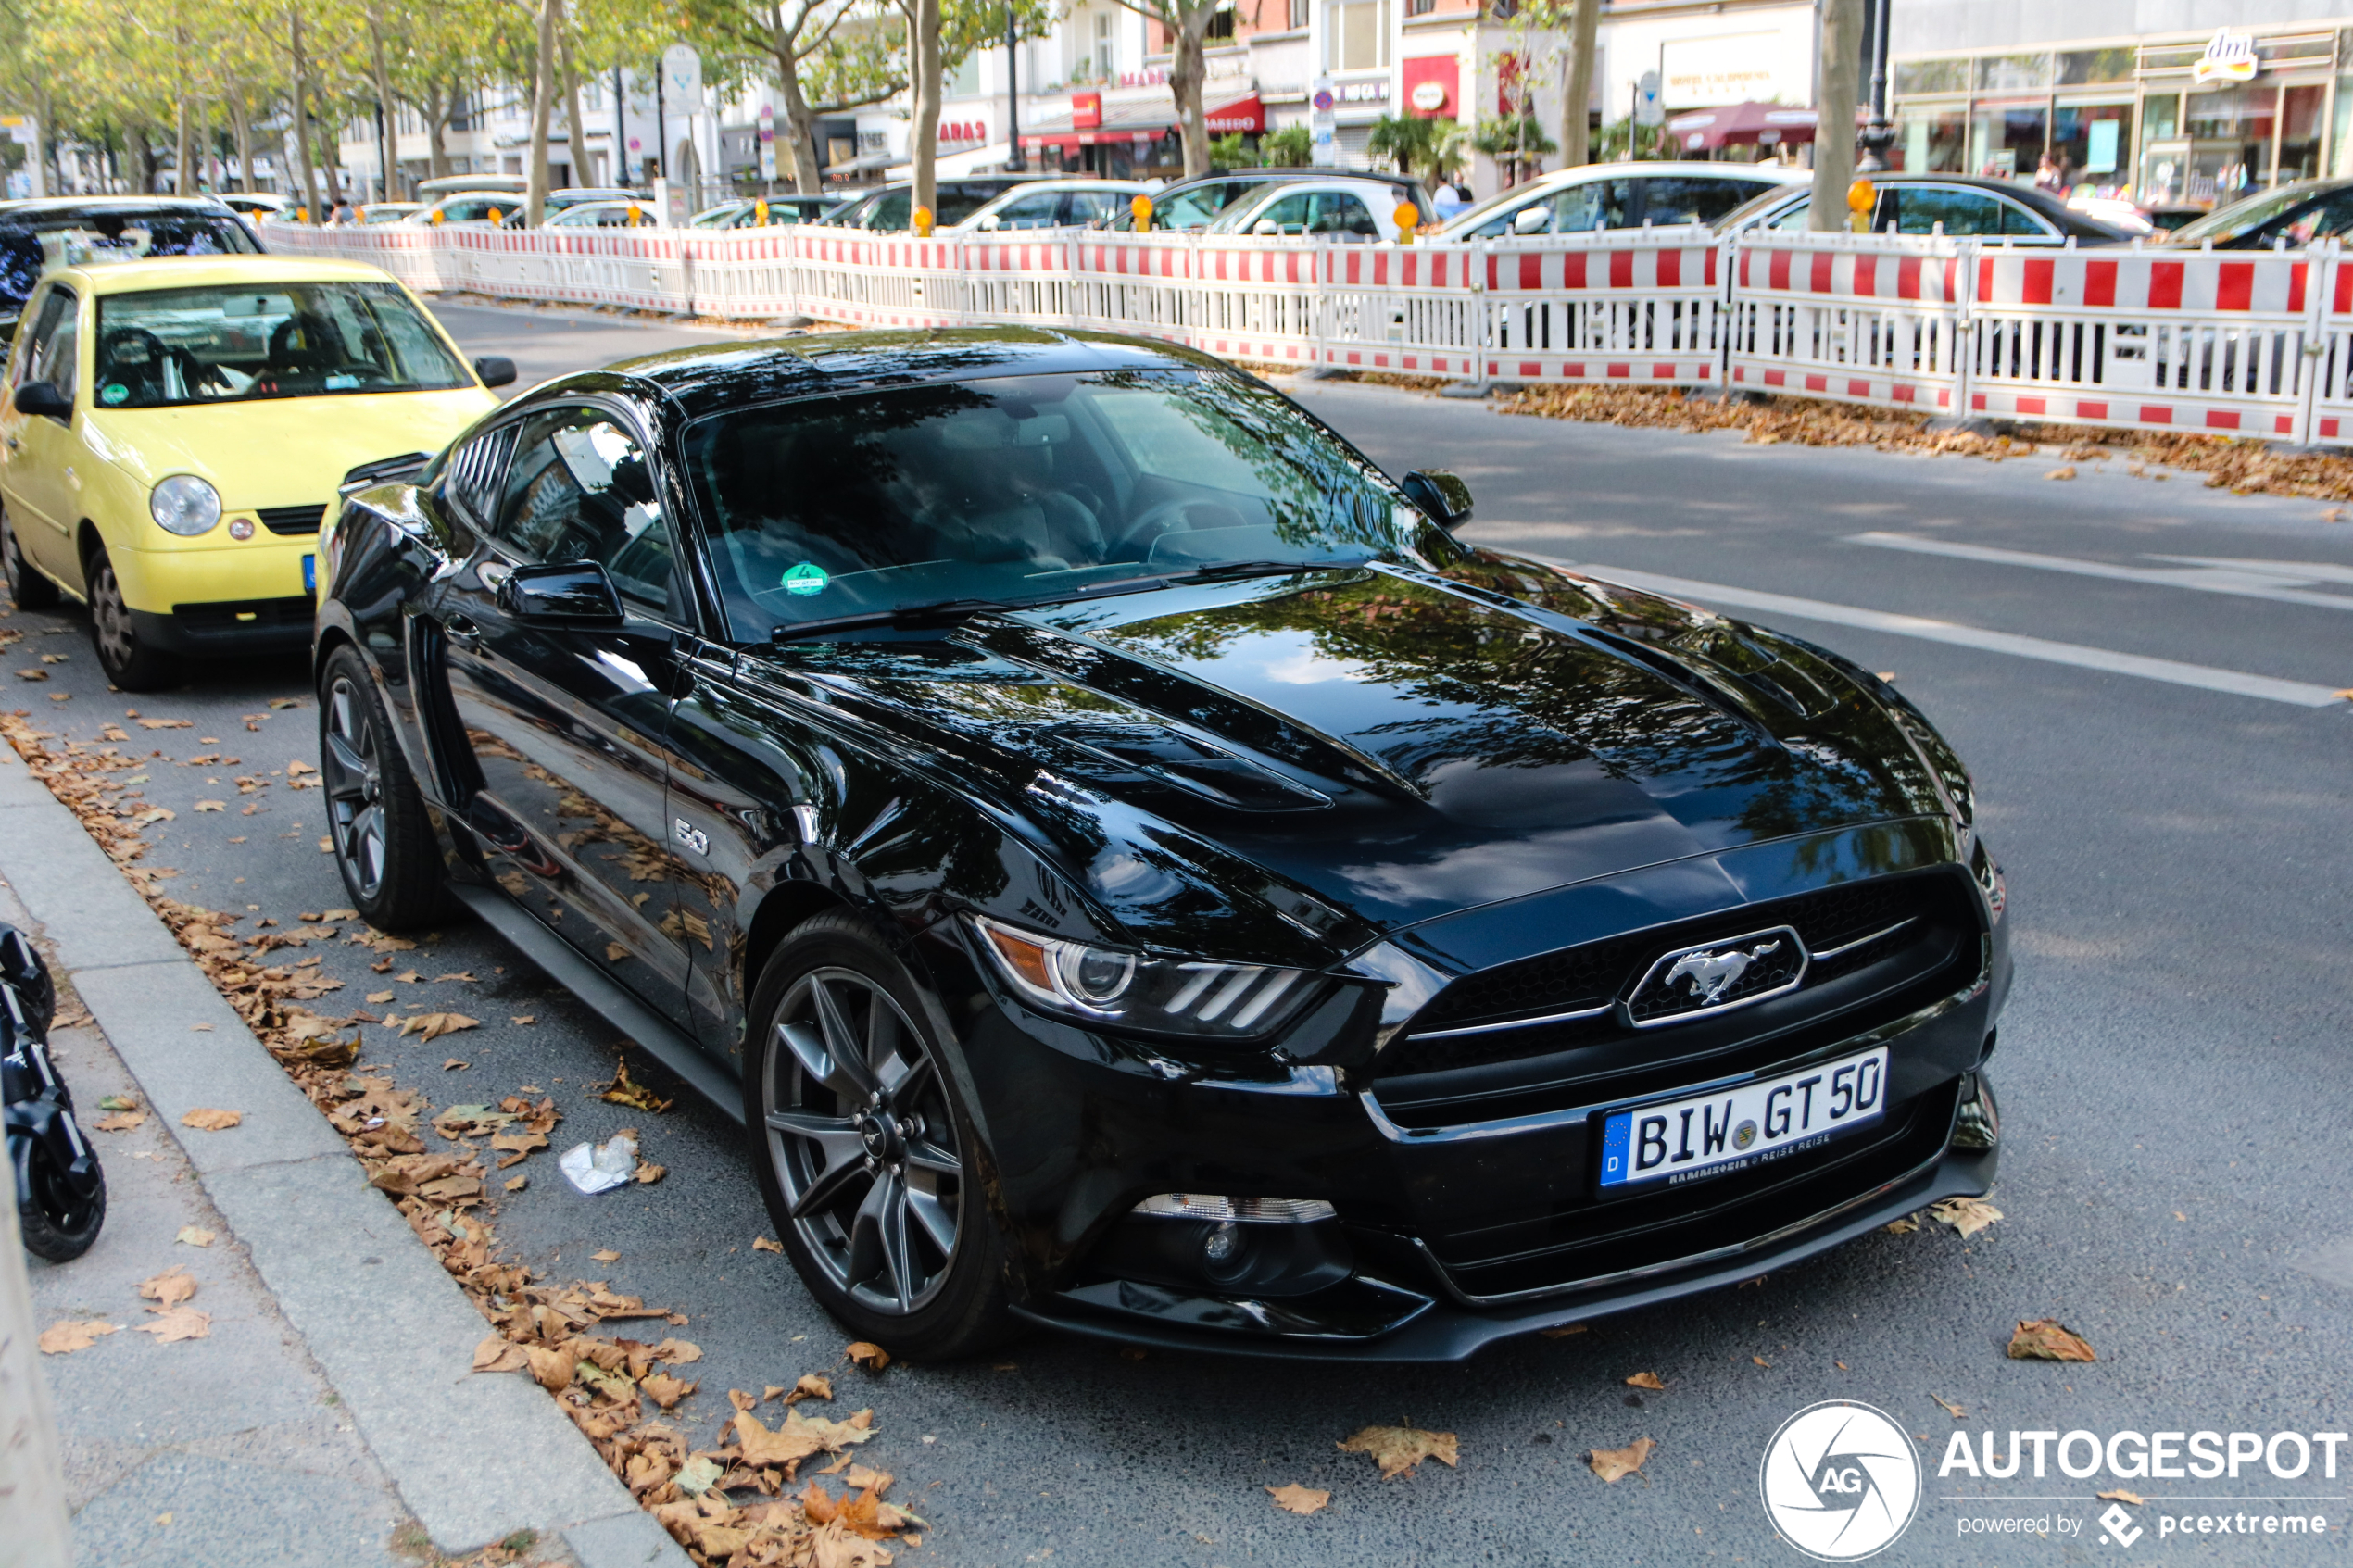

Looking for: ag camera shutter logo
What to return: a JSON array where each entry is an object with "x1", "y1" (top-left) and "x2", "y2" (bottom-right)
[{"x1": 1760, "y1": 1401, "x2": 1922, "y2": 1560}]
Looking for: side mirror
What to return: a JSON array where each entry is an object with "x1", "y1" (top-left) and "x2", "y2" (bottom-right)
[
  {"x1": 1252, "y1": 219, "x2": 1279, "y2": 237},
  {"x1": 1401, "y1": 469, "x2": 1473, "y2": 530},
  {"x1": 13, "y1": 382, "x2": 69, "y2": 420},
  {"x1": 1512, "y1": 205, "x2": 1552, "y2": 236},
  {"x1": 975, "y1": 214, "x2": 1002, "y2": 231},
  {"x1": 473, "y1": 356, "x2": 518, "y2": 389},
  {"x1": 497, "y1": 560, "x2": 622, "y2": 623}
]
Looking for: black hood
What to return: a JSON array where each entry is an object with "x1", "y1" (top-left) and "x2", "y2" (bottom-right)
[{"x1": 749, "y1": 553, "x2": 1954, "y2": 961}]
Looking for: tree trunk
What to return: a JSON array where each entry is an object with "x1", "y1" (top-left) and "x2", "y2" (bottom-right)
[
  {"x1": 1561, "y1": 0, "x2": 1599, "y2": 168},
  {"x1": 227, "y1": 88, "x2": 254, "y2": 194},
  {"x1": 1810, "y1": 0, "x2": 1862, "y2": 231},
  {"x1": 559, "y1": 31, "x2": 590, "y2": 187},
  {"x1": 174, "y1": 95, "x2": 193, "y2": 195},
  {"x1": 910, "y1": 0, "x2": 940, "y2": 222},
  {"x1": 525, "y1": 0, "x2": 559, "y2": 223},
  {"x1": 772, "y1": 23, "x2": 823, "y2": 195},
  {"x1": 1171, "y1": 13, "x2": 1211, "y2": 178},
  {"x1": 425, "y1": 83, "x2": 455, "y2": 180},
  {"x1": 369, "y1": 9, "x2": 400, "y2": 199},
  {"x1": 289, "y1": 6, "x2": 321, "y2": 220}
]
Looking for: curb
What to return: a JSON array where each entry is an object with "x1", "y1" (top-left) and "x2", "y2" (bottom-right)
[{"x1": 0, "y1": 740, "x2": 692, "y2": 1566}]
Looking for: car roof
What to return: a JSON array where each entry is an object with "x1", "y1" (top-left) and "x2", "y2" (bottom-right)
[
  {"x1": 1526, "y1": 160, "x2": 1806, "y2": 185},
  {"x1": 581, "y1": 327, "x2": 1228, "y2": 422},
  {"x1": 0, "y1": 195, "x2": 240, "y2": 226},
  {"x1": 50, "y1": 255, "x2": 402, "y2": 296},
  {"x1": 1719, "y1": 174, "x2": 2128, "y2": 236}
]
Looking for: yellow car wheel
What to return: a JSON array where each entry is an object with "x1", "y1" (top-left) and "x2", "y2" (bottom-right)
[
  {"x1": 87, "y1": 548, "x2": 174, "y2": 692},
  {"x1": 2, "y1": 506, "x2": 57, "y2": 610}
]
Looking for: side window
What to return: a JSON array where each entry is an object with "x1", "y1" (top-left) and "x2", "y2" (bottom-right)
[
  {"x1": 32, "y1": 287, "x2": 78, "y2": 399},
  {"x1": 444, "y1": 424, "x2": 519, "y2": 528},
  {"x1": 1161, "y1": 184, "x2": 1230, "y2": 228},
  {"x1": 2282, "y1": 192, "x2": 2353, "y2": 245},
  {"x1": 2000, "y1": 198, "x2": 2058, "y2": 239},
  {"x1": 1903, "y1": 188, "x2": 2005, "y2": 236},
  {"x1": 1640, "y1": 176, "x2": 1770, "y2": 226},
  {"x1": 10, "y1": 286, "x2": 69, "y2": 390},
  {"x1": 993, "y1": 191, "x2": 1064, "y2": 228},
  {"x1": 1768, "y1": 195, "x2": 1813, "y2": 232},
  {"x1": 1554, "y1": 181, "x2": 1632, "y2": 232},
  {"x1": 1064, "y1": 190, "x2": 1123, "y2": 225},
  {"x1": 1252, "y1": 193, "x2": 1314, "y2": 234},
  {"x1": 495, "y1": 408, "x2": 677, "y2": 619},
  {"x1": 864, "y1": 191, "x2": 910, "y2": 229},
  {"x1": 1310, "y1": 194, "x2": 1376, "y2": 235}
]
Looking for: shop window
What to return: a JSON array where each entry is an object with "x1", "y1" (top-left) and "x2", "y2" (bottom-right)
[
  {"x1": 1975, "y1": 54, "x2": 2052, "y2": 93},
  {"x1": 2051, "y1": 103, "x2": 2132, "y2": 194},
  {"x1": 2281, "y1": 83, "x2": 2325, "y2": 183},
  {"x1": 1894, "y1": 58, "x2": 1968, "y2": 94},
  {"x1": 2184, "y1": 83, "x2": 2278, "y2": 202},
  {"x1": 1894, "y1": 107, "x2": 1967, "y2": 173},
  {"x1": 1330, "y1": 0, "x2": 1388, "y2": 71},
  {"x1": 2057, "y1": 48, "x2": 2134, "y2": 86},
  {"x1": 1968, "y1": 101, "x2": 2047, "y2": 180}
]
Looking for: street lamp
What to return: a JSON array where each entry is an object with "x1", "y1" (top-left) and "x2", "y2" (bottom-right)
[{"x1": 1857, "y1": 0, "x2": 1894, "y2": 173}]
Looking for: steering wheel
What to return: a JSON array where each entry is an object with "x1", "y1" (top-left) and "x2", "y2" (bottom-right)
[
  {"x1": 1110, "y1": 496, "x2": 1251, "y2": 561},
  {"x1": 96, "y1": 326, "x2": 170, "y2": 379}
]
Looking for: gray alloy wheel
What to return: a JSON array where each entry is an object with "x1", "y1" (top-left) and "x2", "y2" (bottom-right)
[
  {"x1": 1, "y1": 506, "x2": 57, "y2": 608},
  {"x1": 321, "y1": 673, "x2": 389, "y2": 902},
  {"x1": 761, "y1": 966, "x2": 966, "y2": 1316},
  {"x1": 85, "y1": 550, "x2": 169, "y2": 690}
]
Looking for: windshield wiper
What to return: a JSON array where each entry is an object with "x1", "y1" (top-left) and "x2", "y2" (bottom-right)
[
  {"x1": 1038, "y1": 560, "x2": 1338, "y2": 603},
  {"x1": 770, "y1": 598, "x2": 1014, "y2": 643}
]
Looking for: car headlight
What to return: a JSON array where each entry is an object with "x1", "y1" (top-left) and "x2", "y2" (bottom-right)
[
  {"x1": 971, "y1": 914, "x2": 1320, "y2": 1040},
  {"x1": 150, "y1": 475, "x2": 221, "y2": 536}
]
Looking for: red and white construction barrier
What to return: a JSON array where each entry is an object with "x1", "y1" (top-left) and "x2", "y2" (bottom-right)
[{"x1": 271, "y1": 221, "x2": 2353, "y2": 450}]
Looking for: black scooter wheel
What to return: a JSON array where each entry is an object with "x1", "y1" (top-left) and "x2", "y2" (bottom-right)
[{"x1": 15, "y1": 1135, "x2": 105, "y2": 1262}]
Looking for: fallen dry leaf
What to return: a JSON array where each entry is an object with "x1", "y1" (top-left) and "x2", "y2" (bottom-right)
[
  {"x1": 179, "y1": 1108, "x2": 242, "y2": 1131},
  {"x1": 193, "y1": 800, "x2": 225, "y2": 812},
  {"x1": 392, "y1": 1011, "x2": 479, "y2": 1043},
  {"x1": 527, "y1": 1341, "x2": 580, "y2": 1393},
  {"x1": 1540, "y1": 1324, "x2": 1588, "y2": 1338},
  {"x1": 511, "y1": 1015, "x2": 535, "y2": 1025},
  {"x1": 753, "y1": 1236, "x2": 784, "y2": 1254},
  {"x1": 94, "y1": 1109, "x2": 147, "y2": 1132},
  {"x1": 1266, "y1": 1483, "x2": 1330, "y2": 1515},
  {"x1": 39, "y1": 1319, "x2": 120, "y2": 1354},
  {"x1": 591, "y1": 1248, "x2": 621, "y2": 1262},
  {"x1": 2045, "y1": 465, "x2": 2077, "y2": 481},
  {"x1": 1338, "y1": 1424, "x2": 1458, "y2": 1480},
  {"x1": 1884, "y1": 1217, "x2": 1919, "y2": 1235},
  {"x1": 1624, "y1": 1372, "x2": 1665, "y2": 1391},
  {"x1": 595, "y1": 1059, "x2": 673, "y2": 1114},
  {"x1": 139, "y1": 1266, "x2": 197, "y2": 1309},
  {"x1": 633, "y1": 1159, "x2": 665, "y2": 1185},
  {"x1": 443, "y1": 1058, "x2": 468, "y2": 1072},
  {"x1": 845, "y1": 1341, "x2": 890, "y2": 1373},
  {"x1": 2008, "y1": 1319, "x2": 2096, "y2": 1362},
  {"x1": 786, "y1": 1374, "x2": 833, "y2": 1404},
  {"x1": 2099, "y1": 1489, "x2": 2145, "y2": 1506},
  {"x1": 641, "y1": 1372, "x2": 697, "y2": 1410},
  {"x1": 503, "y1": 1174, "x2": 526, "y2": 1192},
  {"x1": 473, "y1": 1336, "x2": 529, "y2": 1374},
  {"x1": 1589, "y1": 1436, "x2": 1656, "y2": 1483},
  {"x1": 1931, "y1": 1196, "x2": 2003, "y2": 1238},
  {"x1": 735, "y1": 1404, "x2": 878, "y2": 1468},
  {"x1": 175, "y1": 1226, "x2": 214, "y2": 1248},
  {"x1": 137, "y1": 1306, "x2": 211, "y2": 1343},
  {"x1": 1931, "y1": 1393, "x2": 1967, "y2": 1420},
  {"x1": 366, "y1": 990, "x2": 394, "y2": 1004},
  {"x1": 1754, "y1": 1356, "x2": 1772, "y2": 1368}
]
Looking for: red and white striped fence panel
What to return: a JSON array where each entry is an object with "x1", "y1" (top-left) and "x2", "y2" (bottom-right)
[
  {"x1": 1315, "y1": 244, "x2": 1480, "y2": 377},
  {"x1": 1482, "y1": 228, "x2": 1725, "y2": 387},
  {"x1": 1727, "y1": 232, "x2": 1971, "y2": 413},
  {"x1": 2300, "y1": 241, "x2": 2353, "y2": 445}
]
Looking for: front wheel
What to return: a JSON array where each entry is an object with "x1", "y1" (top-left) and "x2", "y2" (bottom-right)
[
  {"x1": 1, "y1": 506, "x2": 57, "y2": 609},
  {"x1": 87, "y1": 548, "x2": 173, "y2": 691},
  {"x1": 14, "y1": 1135, "x2": 106, "y2": 1262},
  {"x1": 319, "y1": 644, "x2": 447, "y2": 930},
  {"x1": 745, "y1": 913, "x2": 1014, "y2": 1361}
]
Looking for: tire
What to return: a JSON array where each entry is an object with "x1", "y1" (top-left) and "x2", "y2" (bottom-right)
[
  {"x1": 86, "y1": 547, "x2": 174, "y2": 691},
  {"x1": 744, "y1": 913, "x2": 1014, "y2": 1361},
  {"x1": 2, "y1": 505, "x2": 58, "y2": 610},
  {"x1": 14, "y1": 1135, "x2": 106, "y2": 1263},
  {"x1": 319, "y1": 644, "x2": 447, "y2": 931}
]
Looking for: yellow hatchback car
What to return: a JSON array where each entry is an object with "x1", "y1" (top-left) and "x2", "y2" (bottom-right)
[{"x1": 0, "y1": 256, "x2": 512, "y2": 688}]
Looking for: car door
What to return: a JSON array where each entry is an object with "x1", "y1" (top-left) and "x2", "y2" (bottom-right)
[
  {"x1": 434, "y1": 402, "x2": 699, "y2": 1017},
  {"x1": 1635, "y1": 175, "x2": 1778, "y2": 227},
  {"x1": 1247, "y1": 191, "x2": 1315, "y2": 235},
  {"x1": 1895, "y1": 186, "x2": 2032, "y2": 240},
  {"x1": 1310, "y1": 192, "x2": 1380, "y2": 238},
  {"x1": 0, "y1": 283, "x2": 83, "y2": 586},
  {"x1": 986, "y1": 189, "x2": 1066, "y2": 231}
]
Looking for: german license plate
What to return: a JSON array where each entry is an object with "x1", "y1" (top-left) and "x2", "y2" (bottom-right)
[{"x1": 1598, "y1": 1046, "x2": 1890, "y2": 1191}]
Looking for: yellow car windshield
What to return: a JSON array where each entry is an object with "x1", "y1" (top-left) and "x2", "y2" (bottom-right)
[{"x1": 93, "y1": 281, "x2": 471, "y2": 409}]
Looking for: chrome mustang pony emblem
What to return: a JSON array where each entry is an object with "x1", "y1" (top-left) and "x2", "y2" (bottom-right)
[
  {"x1": 1624, "y1": 924, "x2": 1810, "y2": 1028},
  {"x1": 1665, "y1": 938, "x2": 1782, "y2": 1004}
]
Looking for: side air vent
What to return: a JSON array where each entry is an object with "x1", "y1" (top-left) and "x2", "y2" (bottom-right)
[{"x1": 1055, "y1": 727, "x2": 1331, "y2": 811}]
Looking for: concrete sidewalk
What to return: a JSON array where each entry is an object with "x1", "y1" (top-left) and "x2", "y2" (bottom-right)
[{"x1": 2, "y1": 739, "x2": 687, "y2": 1567}]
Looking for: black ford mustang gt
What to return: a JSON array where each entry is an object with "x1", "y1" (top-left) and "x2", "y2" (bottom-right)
[{"x1": 312, "y1": 328, "x2": 2008, "y2": 1361}]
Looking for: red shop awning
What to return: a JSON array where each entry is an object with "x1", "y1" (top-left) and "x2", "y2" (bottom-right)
[{"x1": 1021, "y1": 92, "x2": 1262, "y2": 150}]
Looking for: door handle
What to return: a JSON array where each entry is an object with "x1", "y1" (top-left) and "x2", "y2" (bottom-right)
[{"x1": 444, "y1": 614, "x2": 484, "y2": 652}]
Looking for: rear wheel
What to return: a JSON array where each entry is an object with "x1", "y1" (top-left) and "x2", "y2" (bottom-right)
[
  {"x1": 1, "y1": 506, "x2": 57, "y2": 609},
  {"x1": 14, "y1": 1136, "x2": 106, "y2": 1263},
  {"x1": 86, "y1": 548, "x2": 172, "y2": 691},
  {"x1": 745, "y1": 913, "x2": 1013, "y2": 1361},
  {"x1": 319, "y1": 644, "x2": 447, "y2": 930}
]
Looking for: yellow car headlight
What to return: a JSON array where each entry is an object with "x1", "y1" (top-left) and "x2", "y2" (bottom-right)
[{"x1": 150, "y1": 475, "x2": 221, "y2": 536}]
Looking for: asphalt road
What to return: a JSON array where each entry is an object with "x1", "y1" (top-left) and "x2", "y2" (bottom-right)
[{"x1": 8, "y1": 302, "x2": 2351, "y2": 1567}]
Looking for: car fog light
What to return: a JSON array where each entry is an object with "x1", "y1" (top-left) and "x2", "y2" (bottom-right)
[
  {"x1": 227, "y1": 517, "x2": 255, "y2": 540},
  {"x1": 1133, "y1": 1193, "x2": 1336, "y2": 1223},
  {"x1": 1953, "y1": 1072, "x2": 2000, "y2": 1151},
  {"x1": 1201, "y1": 1221, "x2": 1242, "y2": 1265}
]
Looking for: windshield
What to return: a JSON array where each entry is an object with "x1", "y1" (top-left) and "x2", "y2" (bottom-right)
[
  {"x1": 0, "y1": 212, "x2": 257, "y2": 312},
  {"x1": 93, "y1": 281, "x2": 472, "y2": 408},
  {"x1": 686, "y1": 368, "x2": 1425, "y2": 640},
  {"x1": 2163, "y1": 185, "x2": 2319, "y2": 245}
]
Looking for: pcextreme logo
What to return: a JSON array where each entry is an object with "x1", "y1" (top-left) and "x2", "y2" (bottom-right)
[{"x1": 1760, "y1": 1401, "x2": 1923, "y2": 1560}]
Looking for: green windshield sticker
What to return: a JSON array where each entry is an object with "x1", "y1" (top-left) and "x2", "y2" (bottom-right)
[
  {"x1": 781, "y1": 562, "x2": 828, "y2": 596},
  {"x1": 99, "y1": 383, "x2": 129, "y2": 406}
]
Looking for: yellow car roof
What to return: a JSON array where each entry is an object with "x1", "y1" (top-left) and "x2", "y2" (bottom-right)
[{"x1": 57, "y1": 255, "x2": 403, "y2": 296}]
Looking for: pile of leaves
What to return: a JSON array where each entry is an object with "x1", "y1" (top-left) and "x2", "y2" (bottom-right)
[
  {"x1": 0, "y1": 708, "x2": 922, "y2": 1567},
  {"x1": 1484, "y1": 383, "x2": 2353, "y2": 502}
]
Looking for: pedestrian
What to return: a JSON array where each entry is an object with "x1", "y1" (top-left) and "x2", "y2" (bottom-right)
[
  {"x1": 2033, "y1": 154, "x2": 2063, "y2": 193},
  {"x1": 329, "y1": 197, "x2": 357, "y2": 226},
  {"x1": 1432, "y1": 177, "x2": 1468, "y2": 222}
]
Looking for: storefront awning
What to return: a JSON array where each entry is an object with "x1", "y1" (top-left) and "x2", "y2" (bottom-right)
[
  {"x1": 1021, "y1": 93, "x2": 1261, "y2": 151},
  {"x1": 1665, "y1": 101, "x2": 1866, "y2": 152}
]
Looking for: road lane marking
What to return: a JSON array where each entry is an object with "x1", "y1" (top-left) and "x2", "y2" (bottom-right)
[
  {"x1": 1845, "y1": 533, "x2": 2353, "y2": 612},
  {"x1": 2145, "y1": 553, "x2": 2353, "y2": 586},
  {"x1": 1564, "y1": 563, "x2": 2350, "y2": 709}
]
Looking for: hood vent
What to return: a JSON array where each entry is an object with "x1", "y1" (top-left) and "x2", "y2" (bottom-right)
[{"x1": 1056, "y1": 727, "x2": 1331, "y2": 812}]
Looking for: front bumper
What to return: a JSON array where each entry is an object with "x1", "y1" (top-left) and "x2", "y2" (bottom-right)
[
  {"x1": 106, "y1": 533, "x2": 316, "y2": 618},
  {"x1": 130, "y1": 596, "x2": 316, "y2": 657},
  {"x1": 928, "y1": 898, "x2": 2006, "y2": 1362}
]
